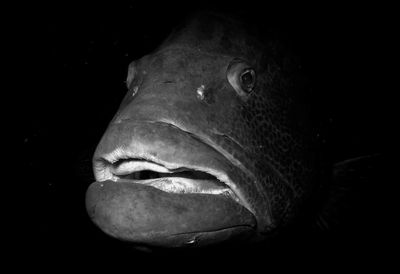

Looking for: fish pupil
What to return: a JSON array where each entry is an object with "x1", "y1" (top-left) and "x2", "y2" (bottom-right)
[{"x1": 240, "y1": 69, "x2": 255, "y2": 91}]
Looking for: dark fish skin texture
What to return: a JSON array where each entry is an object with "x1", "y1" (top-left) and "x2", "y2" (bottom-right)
[{"x1": 87, "y1": 12, "x2": 317, "y2": 245}]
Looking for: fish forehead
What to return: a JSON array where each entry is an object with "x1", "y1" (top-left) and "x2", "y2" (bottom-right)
[
  {"x1": 132, "y1": 13, "x2": 262, "y2": 94},
  {"x1": 141, "y1": 48, "x2": 233, "y2": 83},
  {"x1": 157, "y1": 12, "x2": 262, "y2": 60}
]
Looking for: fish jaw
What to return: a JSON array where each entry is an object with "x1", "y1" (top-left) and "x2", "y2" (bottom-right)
[
  {"x1": 85, "y1": 120, "x2": 258, "y2": 247},
  {"x1": 86, "y1": 181, "x2": 256, "y2": 247}
]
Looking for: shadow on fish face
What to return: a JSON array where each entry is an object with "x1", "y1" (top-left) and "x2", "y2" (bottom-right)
[{"x1": 86, "y1": 12, "x2": 316, "y2": 248}]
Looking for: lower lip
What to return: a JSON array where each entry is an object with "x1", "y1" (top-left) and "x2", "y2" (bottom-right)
[{"x1": 86, "y1": 180, "x2": 257, "y2": 246}]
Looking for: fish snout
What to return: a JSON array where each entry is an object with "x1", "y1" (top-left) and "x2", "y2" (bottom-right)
[{"x1": 86, "y1": 120, "x2": 257, "y2": 247}]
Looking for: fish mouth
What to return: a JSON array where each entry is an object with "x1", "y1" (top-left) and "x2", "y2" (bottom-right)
[
  {"x1": 94, "y1": 156, "x2": 243, "y2": 206},
  {"x1": 86, "y1": 121, "x2": 257, "y2": 247}
]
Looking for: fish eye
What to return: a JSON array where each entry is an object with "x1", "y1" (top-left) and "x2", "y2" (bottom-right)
[
  {"x1": 240, "y1": 69, "x2": 256, "y2": 92},
  {"x1": 227, "y1": 59, "x2": 256, "y2": 97}
]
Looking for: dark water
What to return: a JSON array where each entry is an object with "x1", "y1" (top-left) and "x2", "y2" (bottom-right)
[{"x1": 18, "y1": 2, "x2": 388, "y2": 270}]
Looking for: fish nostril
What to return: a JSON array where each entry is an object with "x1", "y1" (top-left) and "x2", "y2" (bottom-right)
[
  {"x1": 196, "y1": 85, "x2": 206, "y2": 100},
  {"x1": 163, "y1": 80, "x2": 175, "y2": 84}
]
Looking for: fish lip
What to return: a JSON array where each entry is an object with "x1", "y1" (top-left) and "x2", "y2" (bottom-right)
[
  {"x1": 93, "y1": 122, "x2": 253, "y2": 213},
  {"x1": 94, "y1": 154, "x2": 246, "y2": 207}
]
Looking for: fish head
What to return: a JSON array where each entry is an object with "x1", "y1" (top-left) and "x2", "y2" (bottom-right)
[{"x1": 86, "y1": 12, "x2": 316, "y2": 248}]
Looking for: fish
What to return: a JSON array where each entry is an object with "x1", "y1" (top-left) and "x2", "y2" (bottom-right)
[{"x1": 85, "y1": 11, "x2": 321, "y2": 248}]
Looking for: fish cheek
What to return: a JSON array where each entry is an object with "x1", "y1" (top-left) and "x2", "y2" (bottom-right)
[{"x1": 206, "y1": 112, "x2": 217, "y2": 124}]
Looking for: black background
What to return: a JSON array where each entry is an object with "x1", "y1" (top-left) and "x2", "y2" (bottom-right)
[{"x1": 17, "y1": 1, "x2": 389, "y2": 271}]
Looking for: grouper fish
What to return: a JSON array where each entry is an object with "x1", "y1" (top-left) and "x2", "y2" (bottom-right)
[{"x1": 85, "y1": 12, "x2": 319, "y2": 248}]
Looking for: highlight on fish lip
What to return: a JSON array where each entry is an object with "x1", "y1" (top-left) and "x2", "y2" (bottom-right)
[{"x1": 85, "y1": 11, "x2": 317, "y2": 248}]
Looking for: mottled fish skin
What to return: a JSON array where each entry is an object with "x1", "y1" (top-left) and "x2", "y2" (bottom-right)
[{"x1": 87, "y1": 12, "x2": 316, "y2": 244}]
